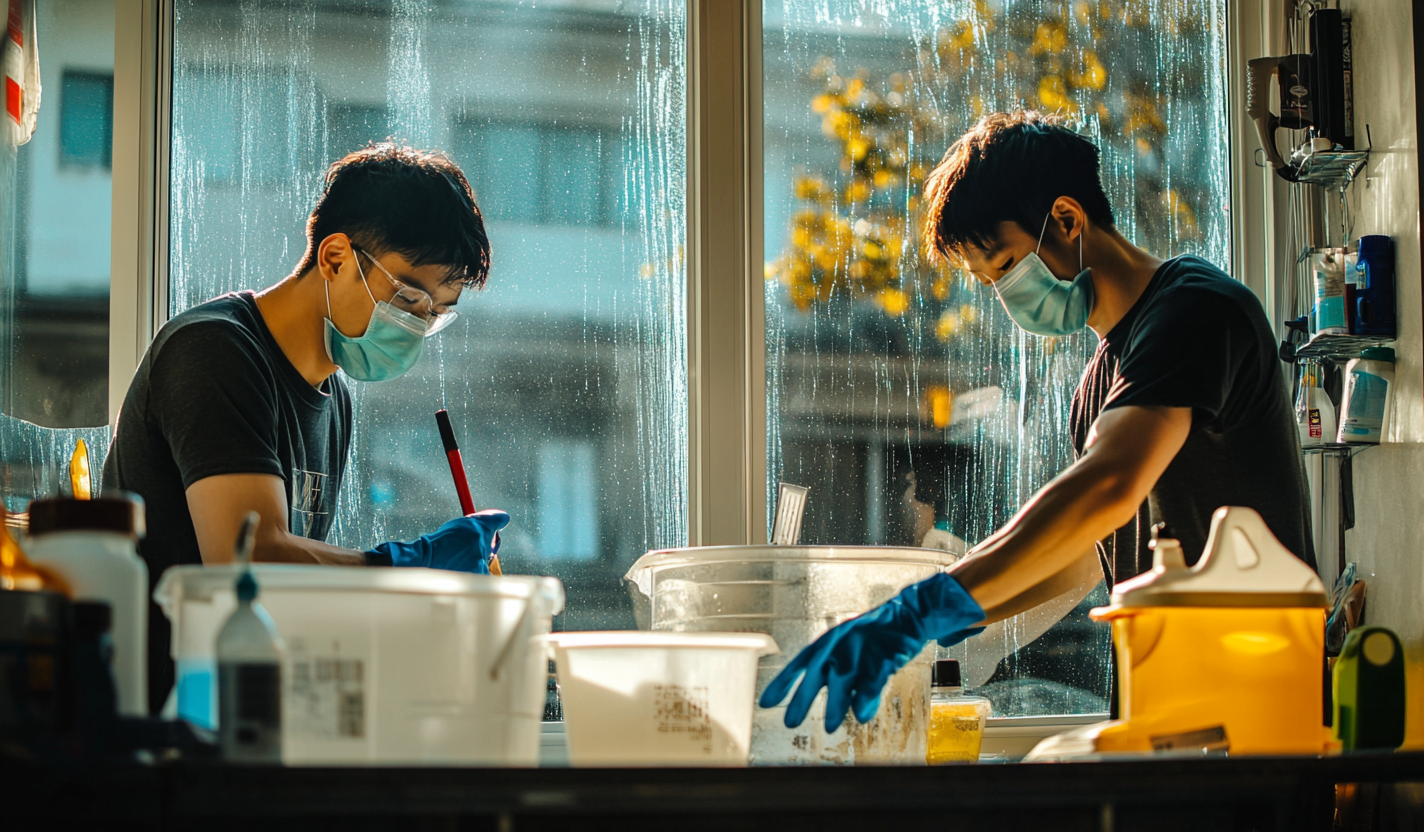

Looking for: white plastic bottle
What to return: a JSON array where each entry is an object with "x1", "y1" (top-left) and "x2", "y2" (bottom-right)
[
  {"x1": 218, "y1": 513, "x2": 285, "y2": 763},
  {"x1": 1337, "y1": 347, "x2": 1396, "y2": 444},
  {"x1": 1294, "y1": 362, "x2": 1336, "y2": 449},
  {"x1": 26, "y1": 493, "x2": 149, "y2": 716}
]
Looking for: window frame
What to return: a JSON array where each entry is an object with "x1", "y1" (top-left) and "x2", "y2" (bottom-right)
[{"x1": 109, "y1": 0, "x2": 1271, "y2": 739}]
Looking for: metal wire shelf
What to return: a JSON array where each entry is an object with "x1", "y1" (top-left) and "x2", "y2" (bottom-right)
[
  {"x1": 1301, "y1": 443, "x2": 1371, "y2": 457},
  {"x1": 1292, "y1": 332, "x2": 1393, "y2": 362},
  {"x1": 1293, "y1": 149, "x2": 1369, "y2": 188}
]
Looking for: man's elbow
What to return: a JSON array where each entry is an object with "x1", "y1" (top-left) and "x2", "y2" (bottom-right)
[{"x1": 250, "y1": 524, "x2": 299, "y2": 563}]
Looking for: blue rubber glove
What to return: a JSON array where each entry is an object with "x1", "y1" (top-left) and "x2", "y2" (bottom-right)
[
  {"x1": 758, "y1": 572, "x2": 986, "y2": 732},
  {"x1": 364, "y1": 509, "x2": 510, "y2": 573}
]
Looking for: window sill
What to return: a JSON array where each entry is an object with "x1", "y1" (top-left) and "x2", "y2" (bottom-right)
[{"x1": 538, "y1": 714, "x2": 1111, "y2": 767}]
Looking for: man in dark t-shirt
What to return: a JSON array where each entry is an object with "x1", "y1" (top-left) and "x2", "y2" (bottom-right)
[
  {"x1": 1069, "y1": 255, "x2": 1313, "y2": 582},
  {"x1": 762, "y1": 111, "x2": 1316, "y2": 728},
  {"x1": 926, "y1": 111, "x2": 1313, "y2": 604},
  {"x1": 104, "y1": 144, "x2": 508, "y2": 714}
]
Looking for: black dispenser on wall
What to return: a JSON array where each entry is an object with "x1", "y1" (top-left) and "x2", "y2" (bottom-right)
[{"x1": 1247, "y1": 7, "x2": 1354, "y2": 181}]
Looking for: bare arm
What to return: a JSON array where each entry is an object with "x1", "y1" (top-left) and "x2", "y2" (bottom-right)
[
  {"x1": 948, "y1": 404, "x2": 1192, "y2": 620},
  {"x1": 186, "y1": 473, "x2": 366, "y2": 566}
]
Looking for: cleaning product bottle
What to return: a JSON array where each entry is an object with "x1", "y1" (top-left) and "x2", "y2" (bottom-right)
[
  {"x1": 217, "y1": 512, "x2": 284, "y2": 763},
  {"x1": 926, "y1": 659, "x2": 991, "y2": 764},
  {"x1": 1311, "y1": 248, "x2": 1349, "y2": 336},
  {"x1": 1334, "y1": 626, "x2": 1406, "y2": 751},
  {"x1": 1295, "y1": 361, "x2": 1336, "y2": 448},
  {"x1": 27, "y1": 493, "x2": 149, "y2": 716},
  {"x1": 71, "y1": 601, "x2": 119, "y2": 760},
  {"x1": 1348, "y1": 236, "x2": 1396, "y2": 338},
  {"x1": 1337, "y1": 347, "x2": 1395, "y2": 444}
]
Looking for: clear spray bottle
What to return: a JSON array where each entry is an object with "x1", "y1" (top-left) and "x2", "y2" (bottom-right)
[
  {"x1": 217, "y1": 512, "x2": 284, "y2": 763},
  {"x1": 1295, "y1": 360, "x2": 1336, "y2": 449}
]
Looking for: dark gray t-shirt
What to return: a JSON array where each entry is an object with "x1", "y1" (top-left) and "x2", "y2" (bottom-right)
[
  {"x1": 1069, "y1": 256, "x2": 1315, "y2": 585},
  {"x1": 103, "y1": 291, "x2": 351, "y2": 713}
]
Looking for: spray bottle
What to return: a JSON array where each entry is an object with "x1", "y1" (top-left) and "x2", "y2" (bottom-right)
[
  {"x1": 217, "y1": 512, "x2": 284, "y2": 763},
  {"x1": 1295, "y1": 360, "x2": 1336, "y2": 448}
]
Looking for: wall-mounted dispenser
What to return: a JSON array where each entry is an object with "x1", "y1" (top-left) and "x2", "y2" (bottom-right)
[{"x1": 1247, "y1": 7, "x2": 1354, "y2": 181}]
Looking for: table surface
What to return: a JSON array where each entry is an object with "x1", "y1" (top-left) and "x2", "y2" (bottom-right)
[{"x1": 10, "y1": 751, "x2": 1424, "y2": 830}]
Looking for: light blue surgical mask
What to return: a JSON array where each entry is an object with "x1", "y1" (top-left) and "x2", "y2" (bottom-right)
[
  {"x1": 992, "y1": 211, "x2": 1094, "y2": 337},
  {"x1": 323, "y1": 253, "x2": 428, "y2": 382}
]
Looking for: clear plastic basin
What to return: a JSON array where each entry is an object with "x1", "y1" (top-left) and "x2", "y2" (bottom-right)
[{"x1": 626, "y1": 545, "x2": 955, "y2": 764}]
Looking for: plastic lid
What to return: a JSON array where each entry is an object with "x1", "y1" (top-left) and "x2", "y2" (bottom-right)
[
  {"x1": 154, "y1": 564, "x2": 565, "y2": 618},
  {"x1": 932, "y1": 659, "x2": 962, "y2": 688},
  {"x1": 625, "y1": 545, "x2": 956, "y2": 600},
  {"x1": 28, "y1": 492, "x2": 146, "y2": 539},
  {"x1": 1360, "y1": 346, "x2": 1395, "y2": 362},
  {"x1": 1094, "y1": 507, "x2": 1327, "y2": 613},
  {"x1": 547, "y1": 630, "x2": 779, "y2": 656}
]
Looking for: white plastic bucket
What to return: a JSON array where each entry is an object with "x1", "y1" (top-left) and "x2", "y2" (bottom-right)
[
  {"x1": 154, "y1": 565, "x2": 563, "y2": 766},
  {"x1": 549, "y1": 630, "x2": 778, "y2": 766}
]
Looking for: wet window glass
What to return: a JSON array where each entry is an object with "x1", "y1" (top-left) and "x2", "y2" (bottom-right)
[
  {"x1": 0, "y1": 0, "x2": 114, "y2": 512},
  {"x1": 764, "y1": 0, "x2": 1231, "y2": 717},
  {"x1": 169, "y1": 0, "x2": 688, "y2": 629}
]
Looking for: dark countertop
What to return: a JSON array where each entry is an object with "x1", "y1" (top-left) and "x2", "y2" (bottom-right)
[{"x1": 10, "y1": 752, "x2": 1424, "y2": 832}]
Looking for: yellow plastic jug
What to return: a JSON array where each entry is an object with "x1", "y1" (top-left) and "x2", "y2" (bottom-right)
[{"x1": 1089, "y1": 507, "x2": 1332, "y2": 756}]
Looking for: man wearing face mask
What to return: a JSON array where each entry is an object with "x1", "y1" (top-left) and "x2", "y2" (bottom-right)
[
  {"x1": 762, "y1": 110, "x2": 1313, "y2": 732},
  {"x1": 104, "y1": 144, "x2": 506, "y2": 714}
]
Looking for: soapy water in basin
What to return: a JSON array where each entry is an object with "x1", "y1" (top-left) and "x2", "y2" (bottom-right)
[{"x1": 751, "y1": 650, "x2": 931, "y2": 765}]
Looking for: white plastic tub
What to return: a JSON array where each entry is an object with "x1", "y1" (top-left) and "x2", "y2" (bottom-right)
[
  {"x1": 549, "y1": 630, "x2": 778, "y2": 766},
  {"x1": 154, "y1": 565, "x2": 563, "y2": 766}
]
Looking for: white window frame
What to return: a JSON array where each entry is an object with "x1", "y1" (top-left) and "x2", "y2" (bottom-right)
[{"x1": 108, "y1": 0, "x2": 1271, "y2": 747}]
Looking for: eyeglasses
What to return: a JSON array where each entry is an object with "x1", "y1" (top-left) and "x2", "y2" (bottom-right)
[{"x1": 356, "y1": 249, "x2": 460, "y2": 337}]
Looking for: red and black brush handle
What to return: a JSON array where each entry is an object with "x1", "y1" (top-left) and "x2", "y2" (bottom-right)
[{"x1": 435, "y1": 409, "x2": 477, "y2": 517}]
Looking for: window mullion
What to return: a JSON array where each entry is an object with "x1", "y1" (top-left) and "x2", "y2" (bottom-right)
[
  {"x1": 686, "y1": 0, "x2": 766, "y2": 547},
  {"x1": 109, "y1": 0, "x2": 172, "y2": 427}
]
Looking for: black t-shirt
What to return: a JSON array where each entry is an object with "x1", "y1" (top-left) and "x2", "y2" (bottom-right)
[
  {"x1": 1069, "y1": 256, "x2": 1314, "y2": 586},
  {"x1": 102, "y1": 291, "x2": 352, "y2": 714}
]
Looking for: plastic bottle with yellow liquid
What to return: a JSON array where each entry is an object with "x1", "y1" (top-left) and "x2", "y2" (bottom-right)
[{"x1": 926, "y1": 659, "x2": 991, "y2": 764}]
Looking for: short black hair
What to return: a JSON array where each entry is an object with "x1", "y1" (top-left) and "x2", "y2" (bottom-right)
[
  {"x1": 298, "y1": 143, "x2": 491, "y2": 289},
  {"x1": 923, "y1": 111, "x2": 1114, "y2": 261}
]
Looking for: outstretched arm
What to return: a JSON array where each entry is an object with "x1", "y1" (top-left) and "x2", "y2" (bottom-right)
[
  {"x1": 187, "y1": 473, "x2": 366, "y2": 565},
  {"x1": 949, "y1": 403, "x2": 1192, "y2": 620}
]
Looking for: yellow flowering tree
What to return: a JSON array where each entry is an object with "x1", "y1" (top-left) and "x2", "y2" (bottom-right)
[{"x1": 769, "y1": 0, "x2": 1215, "y2": 341}]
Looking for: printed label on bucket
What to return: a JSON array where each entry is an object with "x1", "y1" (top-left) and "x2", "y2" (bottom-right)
[
  {"x1": 653, "y1": 684, "x2": 712, "y2": 752},
  {"x1": 287, "y1": 638, "x2": 366, "y2": 742}
]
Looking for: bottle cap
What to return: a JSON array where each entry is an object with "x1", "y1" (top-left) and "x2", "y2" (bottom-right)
[
  {"x1": 28, "y1": 492, "x2": 146, "y2": 539},
  {"x1": 1356, "y1": 235, "x2": 1392, "y2": 255},
  {"x1": 932, "y1": 659, "x2": 962, "y2": 688},
  {"x1": 1361, "y1": 346, "x2": 1395, "y2": 362},
  {"x1": 236, "y1": 570, "x2": 259, "y2": 603}
]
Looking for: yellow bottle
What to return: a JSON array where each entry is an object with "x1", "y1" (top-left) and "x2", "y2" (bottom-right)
[
  {"x1": 70, "y1": 439, "x2": 92, "y2": 500},
  {"x1": 926, "y1": 659, "x2": 991, "y2": 764}
]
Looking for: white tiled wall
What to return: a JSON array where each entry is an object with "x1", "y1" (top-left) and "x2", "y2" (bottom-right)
[{"x1": 1335, "y1": 0, "x2": 1423, "y2": 748}]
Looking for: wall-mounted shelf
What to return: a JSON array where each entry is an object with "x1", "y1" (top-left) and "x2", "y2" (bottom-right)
[
  {"x1": 1293, "y1": 332, "x2": 1394, "y2": 362},
  {"x1": 1302, "y1": 443, "x2": 1372, "y2": 458},
  {"x1": 1292, "y1": 149, "x2": 1369, "y2": 188}
]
